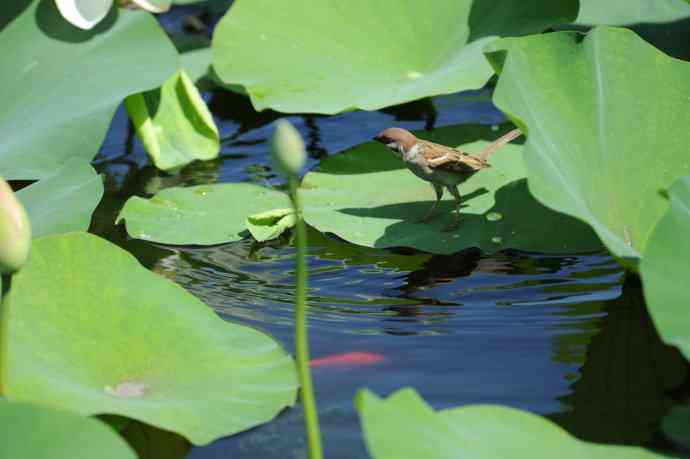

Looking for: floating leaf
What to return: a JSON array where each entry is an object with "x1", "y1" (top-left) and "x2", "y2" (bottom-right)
[
  {"x1": 246, "y1": 208, "x2": 296, "y2": 242},
  {"x1": 485, "y1": 27, "x2": 690, "y2": 266},
  {"x1": 300, "y1": 124, "x2": 601, "y2": 255},
  {"x1": 576, "y1": 0, "x2": 690, "y2": 25},
  {"x1": 125, "y1": 69, "x2": 219, "y2": 170},
  {"x1": 0, "y1": 1, "x2": 177, "y2": 179},
  {"x1": 117, "y1": 183, "x2": 291, "y2": 245},
  {"x1": 4, "y1": 232, "x2": 297, "y2": 444},
  {"x1": 357, "y1": 388, "x2": 657, "y2": 459},
  {"x1": 0, "y1": 401, "x2": 136, "y2": 459},
  {"x1": 212, "y1": 0, "x2": 578, "y2": 114},
  {"x1": 17, "y1": 158, "x2": 103, "y2": 238},
  {"x1": 640, "y1": 176, "x2": 690, "y2": 359}
]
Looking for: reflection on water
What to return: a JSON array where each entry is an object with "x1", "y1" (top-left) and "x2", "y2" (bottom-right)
[{"x1": 90, "y1": 80, "x2": 688, "y2": 458}]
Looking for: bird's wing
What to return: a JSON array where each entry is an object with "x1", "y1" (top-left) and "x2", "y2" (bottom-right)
[{"x1": 420, "y1": 141, "x2": 489, "y2": 173}]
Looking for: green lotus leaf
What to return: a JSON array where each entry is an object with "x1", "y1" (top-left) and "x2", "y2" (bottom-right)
[
  {"x1": 117, "y1": 183, "x2": 291, "y2": 245},
  {"x1": 17, "y1": 158, "x2": 103, "y2": 238},
  {"x1": 212, "y1": 0, "x2": 578, "y2": 114},
  {"x1": 0, "y1": 1, "x2": 177, "y2": 180},
  {"x1": 246, "y1": 208, "x2": 296, "y2": 242},
  {"x1": 640, "y1": 176, "x2": 690, "y2": 359},
  {"x1": 4, "y1": 232, "x2": 297, "y2": 445},
  {"x1": 0, "y1": 401, "x2": 136, "y2": 459},
  {"x1": 300, "y1": 124, "x2": 601, "y2": 255},
  {"x1": 125, "y1": 69, "x2": 219, "y2": 170},
  {"x1": 662, "y1": 403, "x2": 690, "y2": 448},
  {"x1": 485, "y1": 27, "x2": 690, "y2": 266},
  {"x1": 357, "y1": 388, "x2": 657, "y2": 459},
  {"x1": 576, "y1": 0, "x2": 690, "y2": 25}
]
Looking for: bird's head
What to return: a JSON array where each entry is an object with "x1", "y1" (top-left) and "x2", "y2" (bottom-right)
[{"x1": 373, "y1": 128, "x2": 418, "y2": 156}]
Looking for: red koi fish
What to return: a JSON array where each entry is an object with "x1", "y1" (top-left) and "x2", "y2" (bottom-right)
[{"x1": 310, "y1": 352, "x2": 385, "y2": 368}]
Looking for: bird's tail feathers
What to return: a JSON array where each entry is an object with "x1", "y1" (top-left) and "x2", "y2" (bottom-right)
[{"x1": 477, "y1": 128, "x2": 523, "y2": 162}]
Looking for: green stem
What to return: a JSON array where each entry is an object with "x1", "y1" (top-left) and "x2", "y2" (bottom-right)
[
  {"x1": 1, "y1": 273, "x2": 12, "y2": 394},
  {"x1": 288, "y1": 177, "x2": 323, "y2": 459}
]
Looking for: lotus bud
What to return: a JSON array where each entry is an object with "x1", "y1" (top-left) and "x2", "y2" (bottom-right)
[
  {"x1": 271, "y1": 119, "x2": 306, "y2": 178},
  {"x1": 0, "y1": 178, "x2": 31, "y2": 274}
]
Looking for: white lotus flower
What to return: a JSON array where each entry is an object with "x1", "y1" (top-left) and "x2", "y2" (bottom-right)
[{"x1": 55, "y1": 0, "x2": 171, "y2": 30}]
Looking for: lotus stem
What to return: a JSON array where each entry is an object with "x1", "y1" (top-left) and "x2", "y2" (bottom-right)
[{"x1": 288, "y1": 177, "x2": 323, "y2": 459}]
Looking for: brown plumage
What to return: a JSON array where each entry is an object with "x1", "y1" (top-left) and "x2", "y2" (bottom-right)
[{"x1": 373, "y1": 127, "x2": 523, "y2": 230}]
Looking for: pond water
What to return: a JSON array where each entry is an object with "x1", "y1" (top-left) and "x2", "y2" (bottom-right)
[{"x1": 89, "y1": 12, "x2": 689, "y2": 458}]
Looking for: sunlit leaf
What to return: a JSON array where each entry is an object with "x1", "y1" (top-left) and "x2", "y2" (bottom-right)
[
  {"x1": 0, "y1": 401, "x2": 136, "y2": 459},
  {"x1": 300, "y1": 124, "x2": 601, "y2": 254},
  {"x1": 212, "y1": 0, "x2": 578, "y2": 114},
  {"x1": 125, "y1": 70, "x2": 219, "y2": 170},
  {"x1": 17, "y1": 158, "x2": 103, "y2": 238},
  {"x1": 640, "y1": 176, "x2": 690, "y2": 359},
  {"x1": 0, "y1": 1, "x2": 177, "y2": 179},
  {"x1": 246, "y1": 208, "x2": 296, "y2": 242},
  {"x1": 485, "y1": 27, "x2": 690, "y2": 266},
  {"x1": 357, "y1": 388, "x2": 657, "y2": 459},
  {"x1": 576, "y1": 0, "x2": 690, "y2": 25},
  {"x1": 117, "y1": 183, "x2": 291, "y2": 245},
  {"x1": 4, "y1": 232, "x2": 297, "y2": 445}
]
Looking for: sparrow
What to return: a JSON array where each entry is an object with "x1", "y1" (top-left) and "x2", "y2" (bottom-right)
[{"x1": 373, "y1": 127, "x2": 522, "y2": 230}]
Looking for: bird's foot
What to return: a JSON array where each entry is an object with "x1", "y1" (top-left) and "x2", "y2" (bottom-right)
[
  {"x1": 441, "y1": 216, "x2": 461, "y2": 232},
  {"x1": 416, "y1": 213, "x2": 439, "y2": 224}
]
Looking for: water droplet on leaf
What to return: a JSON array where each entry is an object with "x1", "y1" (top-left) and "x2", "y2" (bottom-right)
[{"x1": 486, "y1": 212, "x2": 503, "y2": 222}]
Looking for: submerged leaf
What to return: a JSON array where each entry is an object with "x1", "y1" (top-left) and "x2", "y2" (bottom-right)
[
  {"x1": 212, "y1": 0, "x2": 577, "y2": 113},
  {"x1": 117, "y1": 183, "x2": 291, "y2": 245},
  {"x1": 357, "y1": 388, "x2": 658, "y2": 459},
  {"x1": 246, "y1": 208, "x2": 296, "y2": 242},
  {"x1": 55, "y1": 0, "x2": 113, "y2": 30},
  {"x1": 0, "y1": 1, "x2": 177, "y2": 179},
  {"x1": 125, "y1": 69, "x2": 219, "y2": 170},
  {"x1": 17, "y1": 158, "x2": 103, "y2": 238},
  {"x1": 0, "y1": 401, "x2": 136, "y2": 459},
  {"x1": 4, "y1": 232, "x2": 297, "y2": 445},
  {"x1": 486, "y1": 27, "x2": 690, "y2": 265},
  {"x1": 300, "y1": 124, "x2": 601, "y2": 255},
  {"x1": 640, "y1": 176, "x2": 690, "y2": 359}
]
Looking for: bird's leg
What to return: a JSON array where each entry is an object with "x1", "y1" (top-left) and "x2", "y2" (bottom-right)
[
  {"x1": 443, "y1": 185, "x2": 462, "y2": 231},
  {"x1": 417, "y1": 184, "x2": 444, "y2": 223}
]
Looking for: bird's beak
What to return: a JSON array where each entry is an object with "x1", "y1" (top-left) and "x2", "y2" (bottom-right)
[{"x1": 373, "y1": 134, "x2": 386, "y2": 144}]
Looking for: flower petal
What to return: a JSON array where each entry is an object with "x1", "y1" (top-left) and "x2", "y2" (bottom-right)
[{"x1": 55, "y1": 0, "x2": 113, "y2": 30}]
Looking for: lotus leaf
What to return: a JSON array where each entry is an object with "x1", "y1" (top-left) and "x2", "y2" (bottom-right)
[
  {"x1": 640, "y1": 176, "x2": 690, "y2": 359},
  {"x1": 0, "y1": 401, "x2": 136, "y2": 459},
  {"x1": 118, "y1": 183, "x2": 291, "y2": 245},
  {"x1": 576, "y1": 0, "x2": 690, "y2": 25},
  {"x1": 212, "y1": 0, "x2": 577, "y2": 113},
  {"x1": 125, "y1": 69, "x2": 220, "y2": 170},
  {"x1": 0, "y1": 1, "x2": 177, "y2": 179},
  {"x1": 246, "y1": 208, "x2": 296, "y2": 242},
  {"x1": 486, "y1": 27, "x2": 690, "y2": 265},
  {"x1": 4, "y1": 232, "x2": 297, "y2": 444},
  {"x1": 357, "y1": 388, "x2": 658, "y2": 459},
  {"x1": 17, "y1": 158, "x2": 103, "y2": 238},
  {"x1": 300, "y1": 124, "x2": 601, "y2": 254}
]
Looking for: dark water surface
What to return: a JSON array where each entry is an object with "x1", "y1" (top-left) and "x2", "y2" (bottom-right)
[{"x1": 90, "y1": 11, "x2": 688, "y2": 457}]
